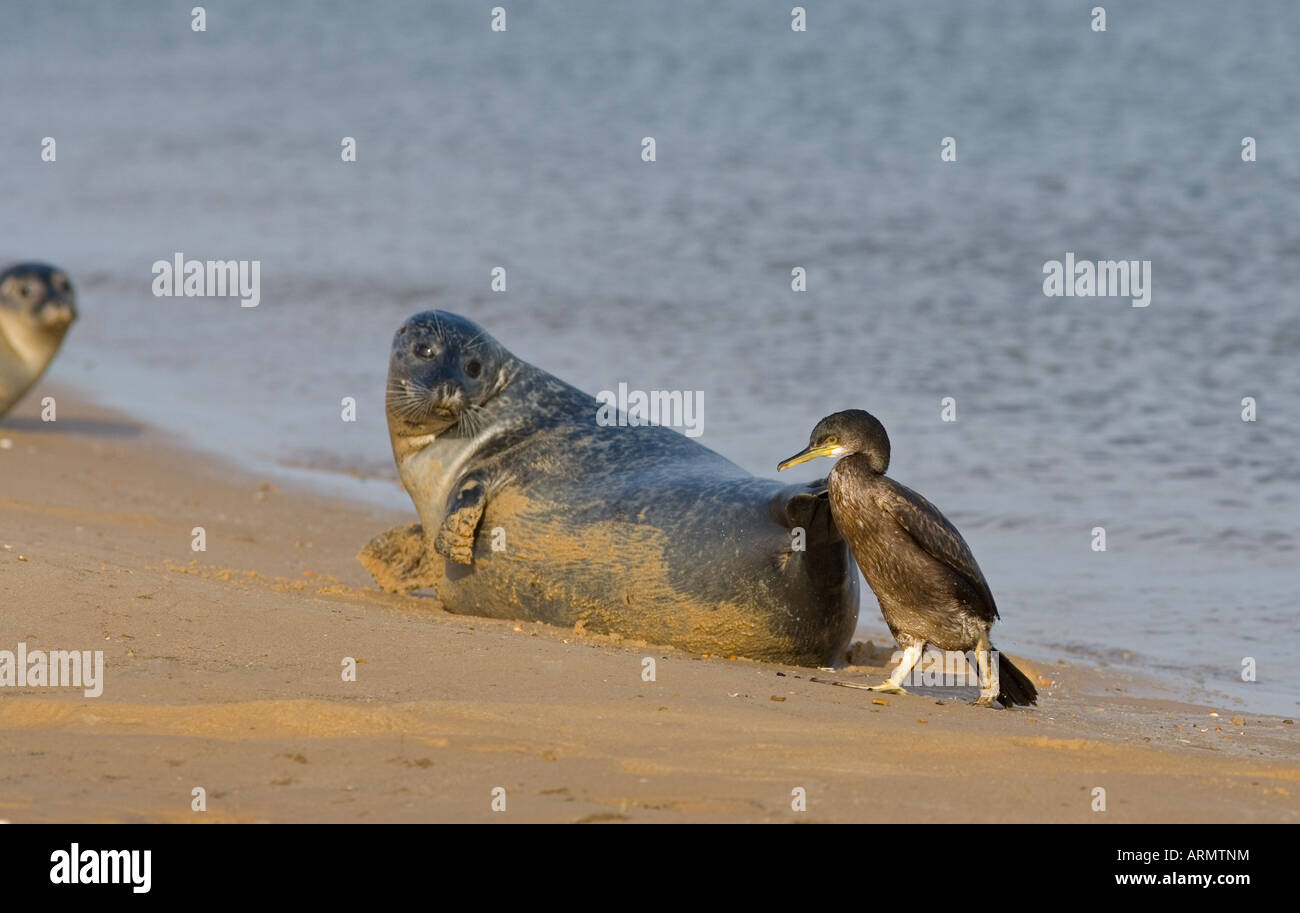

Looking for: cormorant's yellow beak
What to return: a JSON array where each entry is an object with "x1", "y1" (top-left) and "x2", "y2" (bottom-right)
[{"x1": 777, "y1": 443, "x2": 838, "y2": 471}]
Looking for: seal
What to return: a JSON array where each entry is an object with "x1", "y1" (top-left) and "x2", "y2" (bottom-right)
[
  {"x1": 359, "y1": 311, "x2": 860, "y2": 665},
  {"x1": 0, "y1": 263, "x2": 77, "y2": 418}
]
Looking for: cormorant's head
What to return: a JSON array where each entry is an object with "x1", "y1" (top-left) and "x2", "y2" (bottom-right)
[{"x1": 777, "y1": 409, "x2": 890, "y2": 475}]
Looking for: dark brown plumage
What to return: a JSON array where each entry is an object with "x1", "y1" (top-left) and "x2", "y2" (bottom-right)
[{"x1": 779, "y1": 410, "x2": 1036, "y2": 708}]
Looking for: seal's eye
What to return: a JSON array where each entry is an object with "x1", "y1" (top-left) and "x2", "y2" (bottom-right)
[
  {"x1": 20, "y1": 281, "x2": 41, "y2": 300},
  {"x1": 465, "y1": 358, "x2": 482, "y2": 379},
  {"x1": 413, "y1": 342, "x2": 435, "y2": 360}
]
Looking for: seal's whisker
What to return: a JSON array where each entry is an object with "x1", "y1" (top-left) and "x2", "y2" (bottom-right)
[
  {"x1": 463, "y1": 330, "x2": 489, "y2": 354},
  {"x1": 474, "y1": 404, "x2": 489, "y2": 437},
  {"x1": 454, "y1": 402, "x2": 484, "y2": 439},
  {"x1": 387, "y1": 376, "x2": 429, "y2": 396},
  {"x1": 387, "y1": 386, "x2": 440, "y2": 423}
]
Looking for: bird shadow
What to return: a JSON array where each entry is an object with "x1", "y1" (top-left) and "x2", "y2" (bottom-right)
[
  {"x1": 0, "y1": 416, "x2": 143, "y2": 438},
  {"x1": 903, "y1": 684, "x2": 983, "y2": 703}
]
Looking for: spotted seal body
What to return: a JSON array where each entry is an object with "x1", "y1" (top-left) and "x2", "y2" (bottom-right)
[
  {"x1": 0, "y1": 263, "x2": 77, "y2": 418},
  {"x1": 359, "y1": 311, "x2": 860, "y2": 665}
]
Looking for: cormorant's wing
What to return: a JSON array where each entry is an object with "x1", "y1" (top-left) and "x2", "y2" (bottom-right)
[{"x1": 872, "y1": 481, "x2": 998, "y2": 620}]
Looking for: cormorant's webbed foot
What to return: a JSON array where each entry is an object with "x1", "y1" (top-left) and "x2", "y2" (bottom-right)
[{"x1": 868, "y1": 681, "x2": 908, "y2": 694}]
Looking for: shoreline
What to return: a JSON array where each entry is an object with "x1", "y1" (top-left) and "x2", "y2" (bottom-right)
[
  {"x1": 1, "y1": 389, "x2": 1296, "y2": 822},
  {"x1": 39, "y1": 374, "x2": 1290, "y2": 717}
]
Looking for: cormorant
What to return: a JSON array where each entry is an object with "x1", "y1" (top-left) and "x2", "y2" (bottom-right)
[{"x1": 779, "y1": 409, "x2": 1037, "y2": 708}]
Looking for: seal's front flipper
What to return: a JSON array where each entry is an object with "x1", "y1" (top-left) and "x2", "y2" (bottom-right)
[
  {"x1": 358, "y1": 522, "x2": 440, "y2": 593},
  {"x1": 776, "y1": 481, "x2": 841, "y2": 545},
  {"x1": 771, "y1": 480, "x2": 857, "y2": 609},
  {"x1": 434, "y1": 477, "x2": 488, "y2": 565}
]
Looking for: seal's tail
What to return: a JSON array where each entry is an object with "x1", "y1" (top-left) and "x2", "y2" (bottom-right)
[
  {"x1": 357, "y1": 522, "x2": 443, "y2": 596},
  {"x1": 997, "y1": 654, "x2": 1038, "y2": 707}
]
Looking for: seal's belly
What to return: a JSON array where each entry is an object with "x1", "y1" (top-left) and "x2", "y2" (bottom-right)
[
  {"x1": 433, "y1": 473, "x2": 856, "y2": 665},
  {"x1": 0, "y1": 336, "x2": 38, "y2": 415}
]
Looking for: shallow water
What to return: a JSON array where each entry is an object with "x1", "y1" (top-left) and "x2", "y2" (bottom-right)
[{"x1": 3, "y1": 1, "x2": 1298, "y2": 713}]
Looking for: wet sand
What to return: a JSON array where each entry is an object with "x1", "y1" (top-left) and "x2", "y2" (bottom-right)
[{"x1": 1, "y1": 390, "x2": 1296, "y2": 823}]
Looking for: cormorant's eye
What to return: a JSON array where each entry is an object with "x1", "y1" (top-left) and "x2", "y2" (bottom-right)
[
  {"x1": 465, "y1": 358, "x2": 482, "y2": 379},
  {"x1": 413, "y1": 342, "x2": 435, "y2": 359},
  {"x1": 825, "y1": 436, "x2": 838, "y2": 446}
]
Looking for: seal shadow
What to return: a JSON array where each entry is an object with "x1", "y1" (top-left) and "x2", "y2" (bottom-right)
[{"x1": 0, "y1": 416, "x2": 143, "y2": 438}]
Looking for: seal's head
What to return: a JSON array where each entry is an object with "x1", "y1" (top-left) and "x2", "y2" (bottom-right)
[
  {"x1": 386, "y1": 310, "x2": 515, "y2": 439},
  {"x1": 0, "y1": 263, "x2": 78, "y2": 367}
]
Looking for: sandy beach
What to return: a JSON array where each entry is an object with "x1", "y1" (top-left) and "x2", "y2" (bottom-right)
[{"x1": 0, "y1": 389, "x2": 1293, "y2": 824}]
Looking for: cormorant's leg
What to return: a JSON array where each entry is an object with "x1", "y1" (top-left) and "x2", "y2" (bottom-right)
[
  {"x1": 869, "y1": 637, "x2": 924, "y2": 694},
  {"x1": 974, "y1": 633, "x2": 998, "y2": 706}
]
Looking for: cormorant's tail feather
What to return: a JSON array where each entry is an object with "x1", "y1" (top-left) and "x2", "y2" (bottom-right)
[{"x1": 997, "y1": 654, "x2": 1038, "y2": 707}]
